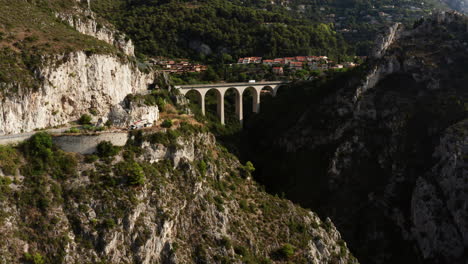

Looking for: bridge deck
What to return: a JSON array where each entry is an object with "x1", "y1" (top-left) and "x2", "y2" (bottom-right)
[{"x1": 175, "y1": 81, "x2": 287, "y2": 89}]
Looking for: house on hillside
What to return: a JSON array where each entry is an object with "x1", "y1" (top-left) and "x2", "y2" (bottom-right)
[
  {"x1": 238, "y1": 57, "x2": 263, "y2": 64},
  {"x1": 263, "y1": 59, "x2": 274, "y2": 66},
  {"x1": 285, "y1": 57, "x2": 295, "y2": 64},
  {"x1": 272, "y1": 66, "x2": 284, "y2": 75},
  {"x1": 274, "y1": 58, "x2": 285, "y2": 64},
  {"x1": 295, "y1": 56, "x2": 306, "y2": 62},
  {"x1": 290, "y1": 62, "x2": 303, "y2": 70}
]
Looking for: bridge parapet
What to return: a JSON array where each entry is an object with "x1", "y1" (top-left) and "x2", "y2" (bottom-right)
[{"x1": 175, "y1": 81, "x2": 287, "y2": 90}]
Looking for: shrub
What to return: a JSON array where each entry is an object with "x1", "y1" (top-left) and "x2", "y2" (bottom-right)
[
  {"x1": 161, "y1": 119, "x2": 173, "y2": 128},
  {"x1": 220, "y1": 236, "x2": 232, "y2": 248},
  {"x1": 89, "y1": 108, "x2": 99, "y2": 116},
  {"x1": 102, "y1": 218, "x2": 116, "y2": 229},
  {"x1": 234, "y1": 245, "x2": 248, "y2": 257},
  {"x1": 239, "y1": 199, "x2": 250, "y2": 212},
  {"x1": 198, "y1": 160, "x2": 207, "y2": 176},
  {"x1": 244, "y1": 161, "x2": 255, "y2": 173},
  {"x1": 78, "y1": 114, "x2": 92, "y2": 125},
  {"x1": 96, "y1": 141, "x2": 120, "y2": 158},
  {"x1": 213, "y1": 195, "x2": 224, "y2": 211},
  {"x1": 156, "y1": 97, "x2": 166, "y2": 110},
  {"x1": 241, "y1": 161, "x2": 255, "y2": 178},
  {"x1": 24, "y1": 252, "x2": 45, "y2": 264},
  {"x1": 24, "y1": 132, "x2": 53, "y2": 160},
  {"x1": 115, "y1": 161, "x2": 145, "y2": 186},
  {"x1": 84, "y1": 154, "x2": 99, "y2": 163},
  {"x1": 65, "y1": 127, "x2": 80, "y2": 134},
  {"x1": 274, "y1": 243, "x2": 295, "y2": 260},
  {"x1": 0, "y1": 145, "x2": 20, "y2": 175}
]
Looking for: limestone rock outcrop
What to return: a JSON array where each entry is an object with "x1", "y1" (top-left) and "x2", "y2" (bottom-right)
[
  {"x1": 108, "y1": 103, "x2": 159, "y2": 128},
  {"x1": 60, "y1": 0, "x2": 135, "y2": 56},
  {"x1": 0, "y1": 52, "x2": 155, "y2": 135}
]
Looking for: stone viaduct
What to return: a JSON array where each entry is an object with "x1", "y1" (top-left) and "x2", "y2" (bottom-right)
[{"x1": 175, "y1": 81, "x2": 287, "y2": 125}]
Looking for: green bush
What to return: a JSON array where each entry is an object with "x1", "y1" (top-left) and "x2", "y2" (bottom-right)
[
  {"x1": 78, "y1": 114, "x2": 92, "y2": 125},
  {"x1": 24, "y1": 132, "x2": 53, "y2": 160},
  {"x1": 89, "y1": 108, "x2": 99, "y2": 116},
  {"x1": 24, "y1": 252, "x2": 45, "y2": 264},
  {"x1": 156, "y1": 97, "x2": 166, "y2": 110},
  {"x1": 96, "y1": 141, "x2": 120, "y2": 158},
  {"x1": 0, "y1": 177, "x2": 12, "y2": 187},
  {"x1": 241, "y1": 161, "x2": 256, "y2": 178},
  {"x1": 115, "y1": 161, "x2": 145, "y2": 186},
  {"x1": 274, "y1": 243, "x2": 295, "y2": 260},
  {"x1": 84, "y1": 154, "x2": 99, "y2": 163},
  {"x1": 198, "y1": 160, "x2": 207, "y2": 176},
  {"x1": 244, "y1": 161, "x2": 255, "y2": 173},
  {"x1": 65, "y1": 127, "x2": 80, "y2": 134},
  {"x1": 161, "y1": 119, "x2": 173, "y2": 128},
  {"x1": 0, "y1": 145, "x2": 20, "y2": 175}
]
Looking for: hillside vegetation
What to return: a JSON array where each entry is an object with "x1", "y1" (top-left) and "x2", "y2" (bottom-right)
[
  {"x1": 91, "y1": 0, "x2": 349, "y2": 61},
  {"x1": 0, "y1": 127, "x2": 358, "y2": 264},
  {"x1": 0, "y1": 0, "x2": 117, "y2": 90}
]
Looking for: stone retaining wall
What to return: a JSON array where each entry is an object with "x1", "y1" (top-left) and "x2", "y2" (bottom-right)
[{"x1": 53, "y1": 132, "x2": 128, "y2": 154}]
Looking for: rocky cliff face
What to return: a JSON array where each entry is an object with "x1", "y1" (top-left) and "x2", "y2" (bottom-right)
[
  {"x1": 411, "y1": 119, "x2": 468, "y2": 260},
  {"x1": 0, "y1": 129, "x2": 358, "y2": 264},
  {"x1": 57, "y1": 4, "x2": 135, "y2": 57},
  {"x1": 0, "y1": 52, "x2": 155, "y2": 135},
  {"x1": 244, "y1": 11, "x2": 468, "y2": 264}
]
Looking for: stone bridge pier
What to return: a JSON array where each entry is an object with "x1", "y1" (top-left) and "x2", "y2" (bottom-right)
[{"x1": 176, "y1": 82, "x2": 286, "y2": 125}]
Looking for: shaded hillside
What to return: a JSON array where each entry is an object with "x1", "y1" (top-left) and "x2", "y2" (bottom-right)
[{"x1": 242, "y1": 11, "x2": 468, "y2": 264}]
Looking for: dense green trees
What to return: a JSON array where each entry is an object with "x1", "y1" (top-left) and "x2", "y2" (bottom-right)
[{"x1": 92, "y1": 0, "x2": 349, "y2": 61}]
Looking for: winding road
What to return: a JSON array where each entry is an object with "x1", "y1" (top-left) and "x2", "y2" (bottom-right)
[{"x1": 0, "y1": 127, "x2": 70, "y2": 146}]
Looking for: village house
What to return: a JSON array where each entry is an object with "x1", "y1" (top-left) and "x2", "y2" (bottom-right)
[
  {"x1": 263, "y1": 59, "x2": 274, "y2": 66},
  {"x1": 274, "y1": 58, "x2": 285, "y2": 64},
  {"x1": 284, "y1": 57, "x2": 296, "y2": 64},
  {"x1": 238, "y1": 57, "x2": 263, "y2": 64},
  {"x1": 272, "y1": 66, "x2": 284, "y2": 75},
  {"x1": 234, "y1": 55, "x2": 356, "y2": 73},
  {"x1": 290, "y1": 61, "x2": 303, "y2": 70},
  {"x1": 295, "y1": 56, "x2": 306, "y2": 62},
  {"x1": 308, "y1": 61, "x2": 319, "y2": 70}
]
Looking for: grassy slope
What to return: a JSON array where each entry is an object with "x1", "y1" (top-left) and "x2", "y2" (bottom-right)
[{"x1": 0, "y1": 0, "x2": 118, "y2": 90}]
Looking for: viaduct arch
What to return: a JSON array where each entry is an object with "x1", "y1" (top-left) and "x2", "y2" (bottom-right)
[{"x1": 175, "y1": 81, "x2": 286, "y2": 125}]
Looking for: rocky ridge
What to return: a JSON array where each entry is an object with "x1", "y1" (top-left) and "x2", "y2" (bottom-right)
[
  {"x1": 245, "y1": 11, "x2": 468, "y2": 264},
  {"x1": 0, "y1": 129, "x2": 358, "y2": 264}
]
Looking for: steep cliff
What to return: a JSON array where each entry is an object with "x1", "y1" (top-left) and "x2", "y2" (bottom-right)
[
  {"x1": 57, "y1": 0, "x2": 135, "y2": 56},
  {"x1": 0, "y1": 128, "x2": 358, "y2": 264},
  {"x1": 243, "y1": 11, "x2": 468, "y2": 264},
  {"x1": 0, "y1": 0, "x2": 160, "y2": 135},
  {"x1": 0, "y1": 52, "x2": 154, "y2": 135}
]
